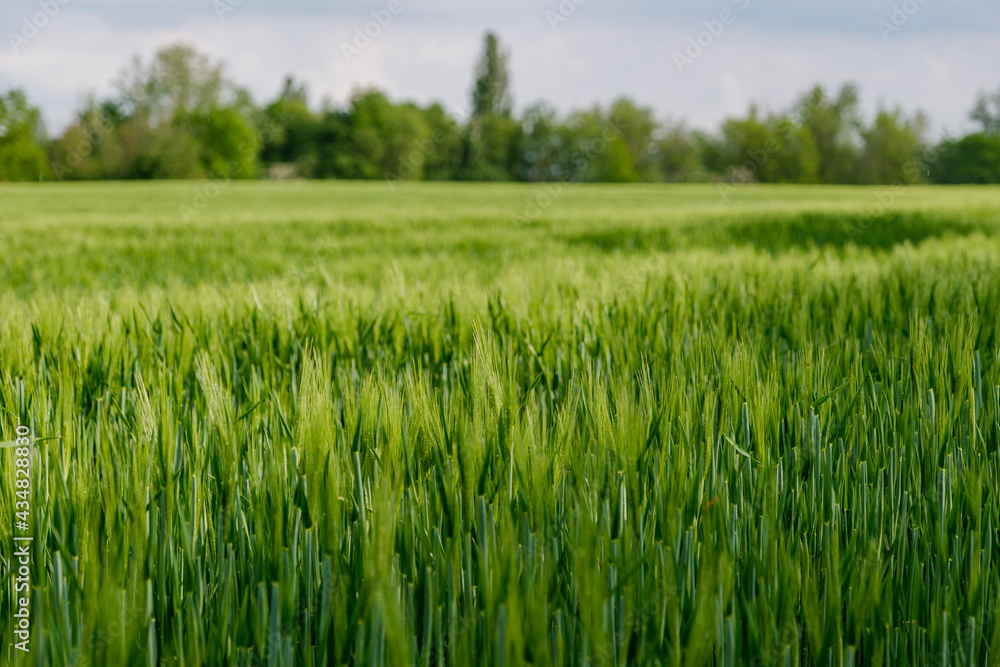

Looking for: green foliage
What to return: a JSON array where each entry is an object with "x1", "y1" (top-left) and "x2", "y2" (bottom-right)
[
  {"x1": 117, "y1": 43, "x2": 227, "y2": 124},
  {"x1": 934, "y1": 133, "x2": 1000, "y2": 184},
  {"x1": 859, "y1": 108, "x2": 928, "y2": 184},
  {"x1": 134, "y1": 123, "x2": 205, "y2": 179},
  {"x1": 49, "y1": 44, "x2": 255, "y2": 180},
  {"x1": 656, "y1": 123, "x2": 711, "y2": 182},
  {"x1": 718, "y1": 108, "x2": 820, "y2": 184},
  {"x1": 472, "y1": 31, "x2": 513, "y2": 119},
  {"x1": 463, "y1": 32, "x2": 519, "y2": 181},
  {"x1": 0, "y1": 89, "x2": 48, "y2": 181},
  {"x1": 189, "y1": 106, "x2": 259, "y2": 178},
  {"x1": 258, "y1": 77, "x2": 318, "y2": 176},
  {"x1": 1, "y1": 182, "x2": 1000, "y2": 665},
  {"x1": 337, "y1": 89, "x2": 433, "y2": 181},
  {"x1": 463, "y1": 114, "x2": 521, "y2": 181},
  {"x1": 49, "y1": 103, "x2": 205, "y2": 180},
  {"x1": 557, "y1": 104, "x2": 639, "y2": 183},
  {"x1": 514, "y1": 103, "x2": 560, "y2": 182},
  {"x1": 606, "y1": 98, "x2": 660, "y2": 181},
  {"x1": 420, "y1": 104, "x2": 464, "y2": 181},
  {"x1": 971, "y1": 86, "x2": 1000, "y2": 135},
  {"x1": 796, "y1": 84, "x2": 863, "y2": 184},
  {"x1": 22, "y1": 38, "x2": 1000, "y2": 185}
]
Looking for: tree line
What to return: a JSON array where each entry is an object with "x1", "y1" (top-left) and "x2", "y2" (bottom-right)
[{"x1": 1, "y1": 33, "x2": 998, "y2": 185}]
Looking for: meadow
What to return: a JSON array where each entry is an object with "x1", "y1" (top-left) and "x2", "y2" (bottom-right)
[{"x1": 1, "y1": 181, "x2": 1000, "y2": 666}]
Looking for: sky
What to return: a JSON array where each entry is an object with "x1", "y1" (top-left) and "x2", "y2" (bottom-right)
[{"x1": 0, "y1": 0, "x2": 998, "y2": 137}]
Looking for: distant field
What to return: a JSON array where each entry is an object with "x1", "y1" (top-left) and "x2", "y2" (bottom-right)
[
  {"x1": 0, "y1": 182, "x2": 998, "y2": 294},
  {"x1": 2, "y1": 182, "x2": 1000, "y2": 665}
]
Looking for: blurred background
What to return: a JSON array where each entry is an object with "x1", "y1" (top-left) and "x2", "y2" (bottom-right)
[{"x1": 0, "y1": 0, "x2": 998, "y2": 184}]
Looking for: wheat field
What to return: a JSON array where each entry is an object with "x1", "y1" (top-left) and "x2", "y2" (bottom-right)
[{"x1": 2, "y1": 182, "x2": 1000, "y2": 666}]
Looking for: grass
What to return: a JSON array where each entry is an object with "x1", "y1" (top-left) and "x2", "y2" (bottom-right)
[{"x1": 1, "y1": 181, "x2": 1000, "y2": 665}]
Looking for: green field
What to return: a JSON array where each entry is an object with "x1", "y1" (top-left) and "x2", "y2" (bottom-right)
[{"x1": 2, "y1": 182, "x2": 1000, "y2": 666}]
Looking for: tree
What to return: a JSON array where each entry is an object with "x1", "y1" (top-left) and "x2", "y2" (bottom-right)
[
  {"x1": 420, "y1": 103, "x2": 463, "y2": 181},
  {"x1": 311, "y1": 109, "x2": 351, "y2": 179},
  {"x1": 767, "y1": 117, "x2": 820, "y2": 183},
  {"x1": 716, "y1": 107, "x2": 818, "y2": 184},
  {"x1": 259, "y1": 77, "x2": 319, "y2": 177},
  {"x1": 933, "y1": 134, "x2": 1000, "y2": 184},
  {"x1": 607, "y1": 98, "x2": 659, "y2": 181},
  {"x1": 51, "y1": 98, "x2": 204, "y2": 180},
  {"x1": 115, "y1": 44, "x2": 228, "y2": 124},
  {"x1": 653, "y1": 122, "x2": 707, "y2": 182},
  {"x1": 53, "y1": 43, "x2": 258, "y2": 179},
  {"x1": 464, "y1": 32, "x2": 518, "y2": 180},
  {"x1": 559, "y1": 106, "x2": 636, "y2": 182},
  {"x1": 971, "y1": 86, "x2": 1000, "y2": 134},
  {"x1": 461, "y1": 115, "x2": 521, "y2": 181},
  {"x1": 858, "y1": 108, "x2": 928, "y2": 184},
  {"x1": 929, "y1": 89, "x2": 1000, "y2": 184},
  {"x1": 0, "y1": 89, "x2": 48, "y2": 181},
  {"x1": 513, "y1": 102, "x2": 563, "y2": 182},
  {"x1": 327, "y1": 89, "x2": 432, "y2": 181},
  {"x1": 796, "y1": 84, "x2": 862, "y2": 184},
  {"x1": 190, "y1": 106, "x2": 259, "y2": 178},
  {"x1": 471, "y1": 32, "x2": 512, "y2": 119}
]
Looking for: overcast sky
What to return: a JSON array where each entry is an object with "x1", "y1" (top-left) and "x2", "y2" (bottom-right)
[{"x1": 1, "y1": 0, "x2": 997, "y2": 136}]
